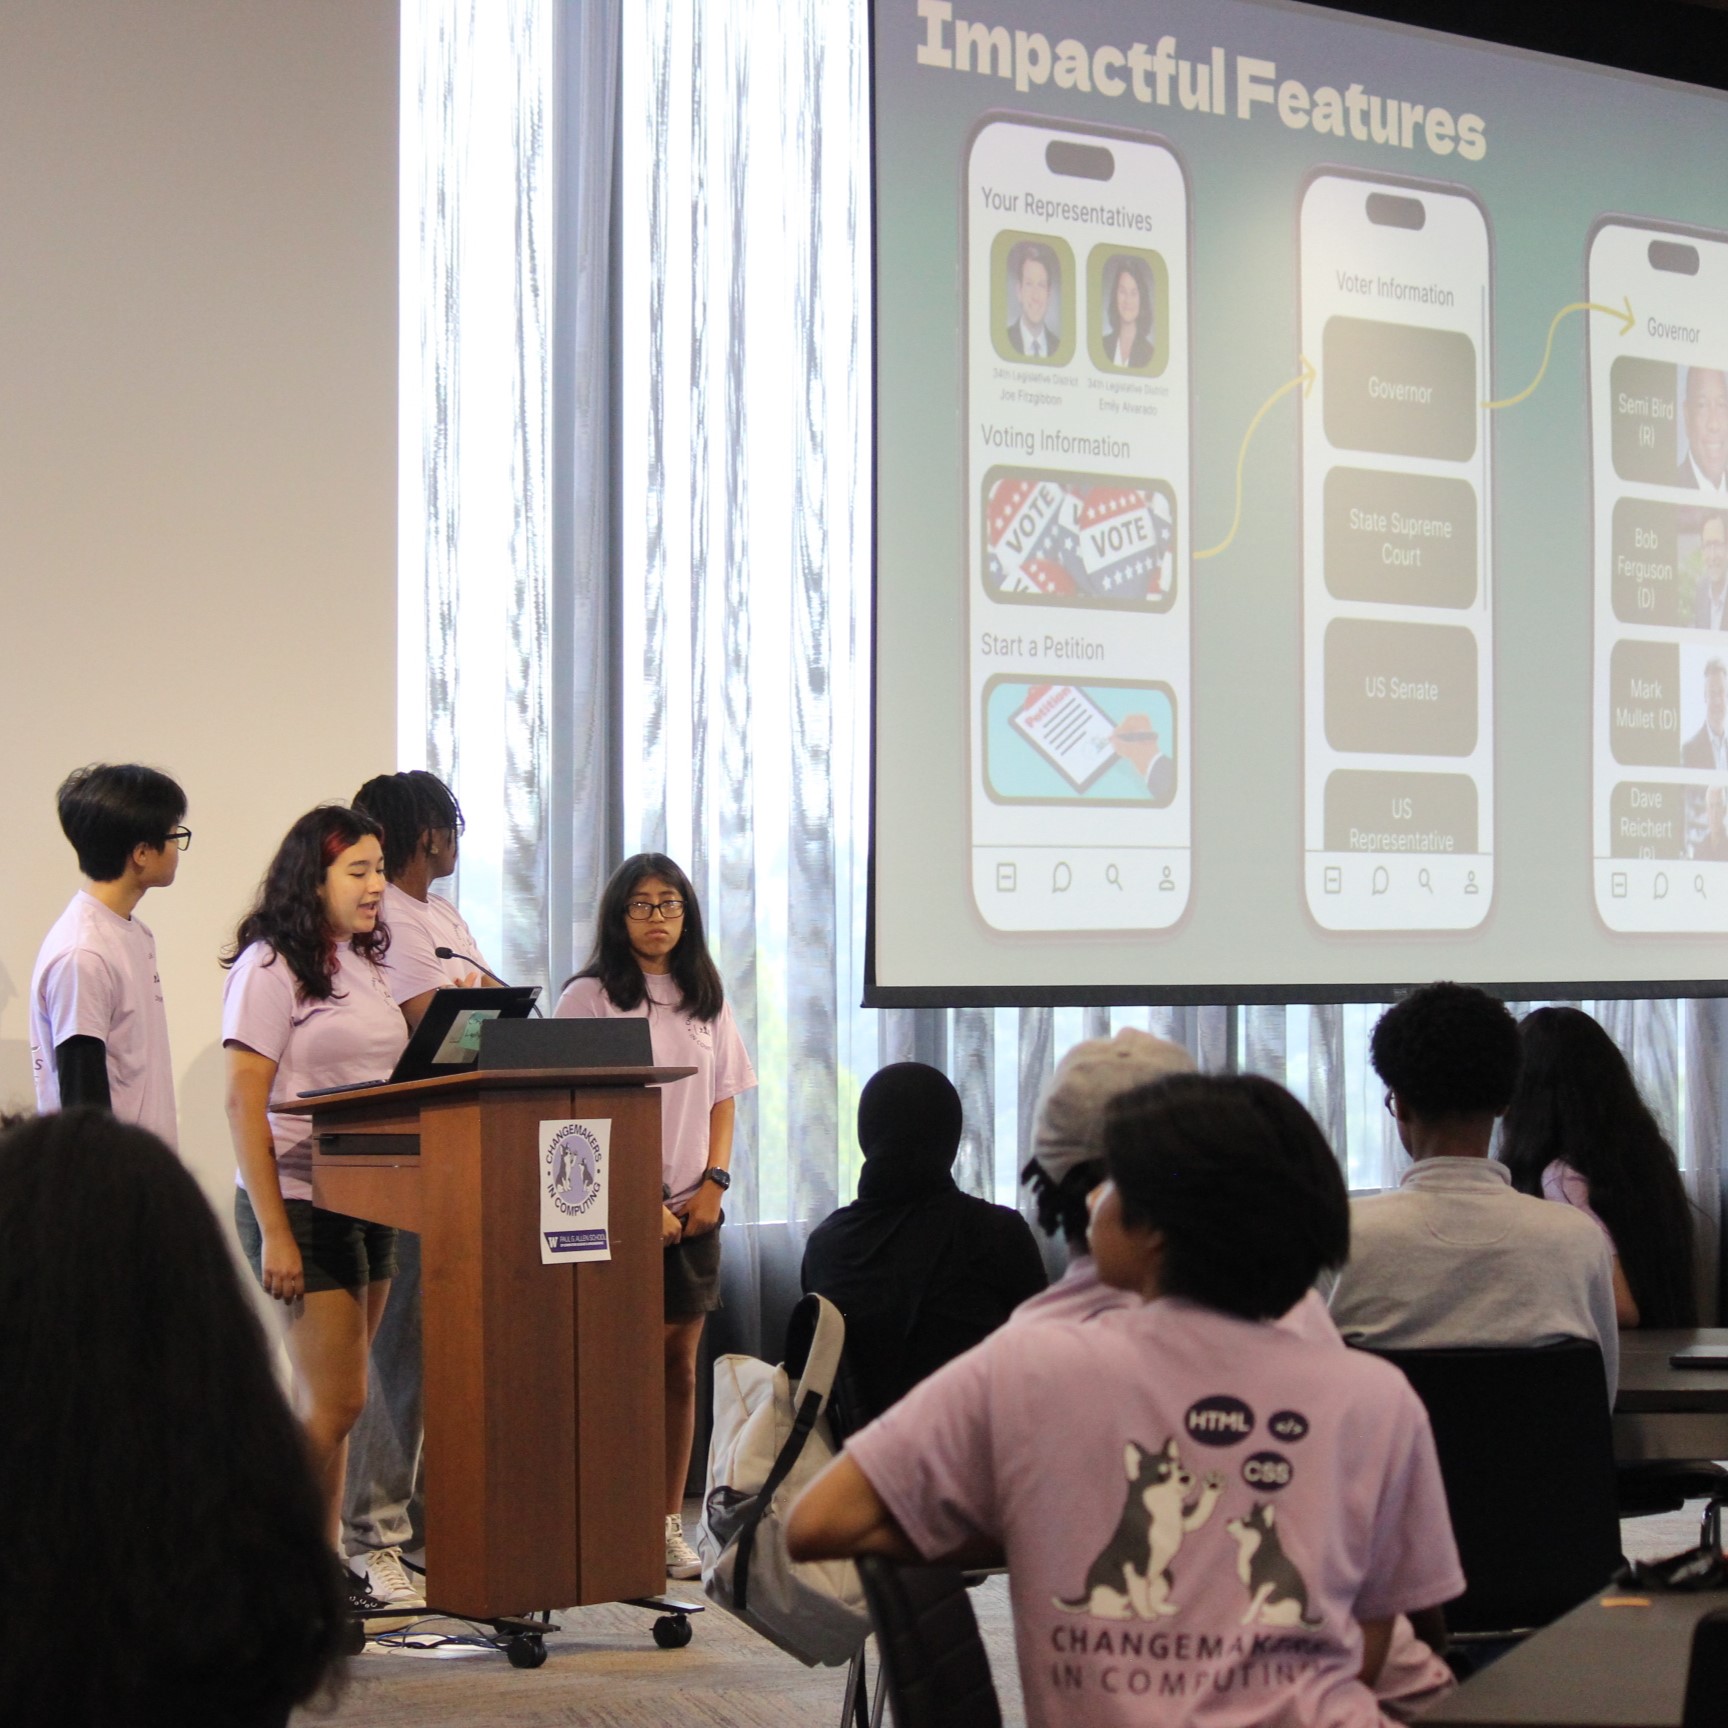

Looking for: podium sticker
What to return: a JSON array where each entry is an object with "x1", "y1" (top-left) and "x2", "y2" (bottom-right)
[{"x1": 539, "y1": 1117, "x2": 612, "y2": 1264}]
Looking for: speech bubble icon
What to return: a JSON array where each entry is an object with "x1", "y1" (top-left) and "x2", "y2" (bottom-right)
[
  {"x1": 1371, "y1": 865, "x2": 1390, "y2": 896},
  {"x1": 1053, "y1": 861, "x2": 1073, "y2": 893}
]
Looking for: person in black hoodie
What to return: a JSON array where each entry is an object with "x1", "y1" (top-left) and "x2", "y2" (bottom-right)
[{"x1": 801, "y1": 1061, "x2": 1047, "y2": 1421}]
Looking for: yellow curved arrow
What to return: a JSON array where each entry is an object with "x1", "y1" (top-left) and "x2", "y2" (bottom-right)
[
  {"x1": 1482, "y1": 296, "x2": 1634, "y2": 410},
  {"x1": 1195, "y1": 355, "x2": 1316, "y2": 562}
]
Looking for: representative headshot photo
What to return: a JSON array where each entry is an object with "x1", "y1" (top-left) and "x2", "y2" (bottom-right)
[
  {"x1": 1681, "y1": 645, "x2": 1728, "y2": 771},
  {"x1": 1088, "y1": 248, "x2": 1168, "y2": 377},
  {"x1": 1677, "y1": 364, "x2": 1728, "y2": 495},
  {"x1": 990, "y1": 232, "x2": 1075, "y2": 366},
  {"x1": 1685, "y1": 507, "x2": 1728, "y2": 630}
]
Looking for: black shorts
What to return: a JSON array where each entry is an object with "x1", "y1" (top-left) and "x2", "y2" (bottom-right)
[
  {"x1": 665, "y1": 1226, "x2": 723, "y2": 1319},
  {"x1": 234, "y1": 1189, "x2": 398, "y2": 1296}
]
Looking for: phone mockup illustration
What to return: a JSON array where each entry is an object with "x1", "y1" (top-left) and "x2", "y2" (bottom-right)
[
  {"x1": 1588, "y1": 218, "x2": 1728, "y2": 935},
  {"x1": 965, "y1": 116, "x2": 1191, "y2": 934},
  {"x1": 1299, "y1": 169, "x2": 1494, "y2": 933}
]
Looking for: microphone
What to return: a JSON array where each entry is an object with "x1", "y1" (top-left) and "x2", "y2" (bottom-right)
[
  {"x1": 434, "y1": 947, "x2": 544, "y2": 1013},
  {"x1": 434, "y1": 944, "x2": 498, "y2": 980}
]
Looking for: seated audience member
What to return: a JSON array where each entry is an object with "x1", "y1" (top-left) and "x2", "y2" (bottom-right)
[
  {"x1": 1232, "y1": 1076, "x2": 1453, "y2": 1717},
  {"x1": 1022, "y1": 1055, "x2": 1454, "y2": 1717},
  {"x1": 1501, "y1": 1006, "x2": 1698, "y2": 1329},
  {"x1": 789, "y1": 1075, "x2": 1461, "y2": 1728},
  {"x1": 801, "y1": 1061, "x2": 1047, "y2": 1417},
  {"x1": 0, "y1": 1110, "x2": 345, "y2": 1728},
  {"x1": 1013, "y1": 1026, "x2": 1194, "y2": 1327},
  {"x1": 1327, "y1": 982, "x2": 1619, "y2": 1398}
]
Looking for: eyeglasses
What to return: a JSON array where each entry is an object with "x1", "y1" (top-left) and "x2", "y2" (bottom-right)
[
  {"x1": 625, "y1": 897, "x2": 685, "y2": 922},
  {"x1": 165, "y1": 828, "x2": 192, "y2": 852}
]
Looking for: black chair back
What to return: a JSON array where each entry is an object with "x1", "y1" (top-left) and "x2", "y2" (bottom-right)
[
  {"x1": 1366, "y1": 1340, "x2": 1622, "y2": 1636},
  {"x1": 1685, "y1": 1607, "x2": 1728, "y2": 1728},
  {"x1": 855, "y1": 1556, "x2": 1001, "y2": 1728}
]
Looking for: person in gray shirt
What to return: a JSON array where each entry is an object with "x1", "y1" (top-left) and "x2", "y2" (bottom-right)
[{"x1": 1327, "y1": 982, "x2": 1618, "y2": 1401}]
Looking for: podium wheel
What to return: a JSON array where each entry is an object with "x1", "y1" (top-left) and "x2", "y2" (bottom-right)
[
  {"x1": 506, "y1": 1634, "x2": 548, "y2": 1669},
  {"x1": 652, "y1": 1614, "x2": 693, "y2": 1649}
]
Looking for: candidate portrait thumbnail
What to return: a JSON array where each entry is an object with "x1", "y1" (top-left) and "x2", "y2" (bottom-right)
[
  {"x1": 991, "y1": 231, "x2": 1076, "y2": 367},
  {"x1": 1087, "y1": 246, "x2": 1169, "y2": 378},
  {"x1": 983, "y1": 467, "x2": 1176, "y2": 611},
  {"x1": 982, "y1": 676, "x2": 1180, "y2": 807},
  {"x1": 1610, "y1": 357, "x2": 1728, "y2": 492}
]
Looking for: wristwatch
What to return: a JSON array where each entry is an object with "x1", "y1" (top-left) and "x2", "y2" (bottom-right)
[{"x1": 702, "y1": 1167, "x2": 732, "y2": 1191}]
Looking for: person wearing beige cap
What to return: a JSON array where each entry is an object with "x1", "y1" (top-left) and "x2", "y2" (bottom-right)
[{"x1": 1010, "y1": 1027, "x2": 1195, "y2": 1328}]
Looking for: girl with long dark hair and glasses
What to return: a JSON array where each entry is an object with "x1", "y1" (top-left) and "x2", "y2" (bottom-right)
[
  {"x1": 220, "y1": 806, "x2": 408, "y2": 1607},
  {"x1": 555, "y1": 853, "x2": 755, "y2": 1579},
  {"x1": 1500, "y1": 1006, "x2": 1699, "y2": 1329}
]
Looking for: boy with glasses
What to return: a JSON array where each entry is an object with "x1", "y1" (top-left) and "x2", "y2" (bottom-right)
[{"x1": 29, "y1": 764, "x2": 188, "y2": 1146}]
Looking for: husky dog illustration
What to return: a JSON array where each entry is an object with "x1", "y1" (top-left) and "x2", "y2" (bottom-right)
[
  {"x1": 1225, "y1": 1501, "x2": 1324, "y2": 1628},
  {"x1": 1054, "y1": 1438, "x2": 1225, "y2": 1620}
]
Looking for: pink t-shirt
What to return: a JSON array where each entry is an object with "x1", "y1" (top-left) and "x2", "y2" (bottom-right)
[
  {"x1": 845, "y1": 1296, "x2": 1462, "y2": 1728},
  {"x1": 554, "y1": 971, "x2": 755, "y2": 1205},
  {"x1": 29, "y1": 891, "x2": 178, "y2": 1148},
  {"x1": 222, "y1": 942, "x2": 407, "y2": 1203},
  {"x1": 374, "y1": 881, "x2": 495, "y2": 1005},
  {"x1": 1008, "y1": 1254, "x2": 1135, "y2": 1328},
  {"x1": 1541, "y1": 1159, "x2": 1615, "y2": 1249}
]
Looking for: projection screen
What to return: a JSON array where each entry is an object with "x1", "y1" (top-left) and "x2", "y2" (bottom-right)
[{"x1": 868, "y1": 0, "x2": 1728, "y2": 1002}]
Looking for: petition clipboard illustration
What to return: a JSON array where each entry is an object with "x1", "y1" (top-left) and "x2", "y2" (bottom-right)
[{"x1": 1007, "y1": 684, "x2": 1120, "y2": 792}]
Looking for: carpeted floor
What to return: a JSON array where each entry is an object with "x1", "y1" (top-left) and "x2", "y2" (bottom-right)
[
  {"x1": 293, "y1": 1517, "x2": 1026, "y2": 1728},
  {"x1": 292, "y1": 1504, "x2": 1709, "y2": 1727}
]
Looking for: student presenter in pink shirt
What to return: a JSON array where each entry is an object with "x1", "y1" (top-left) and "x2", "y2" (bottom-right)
[
  {"x1": 29, "y1": 762, "x2": 189, "y2": 1145},
  {"x1": 790, "y1": 1075, "x2": 1462, "y2": 1728},
  {"x1": 555, "y1": 853, "x2": 756, "y2": 1580},
  {"x1": 220, "y1": 807, "x2": 407, "y2": 1598}
]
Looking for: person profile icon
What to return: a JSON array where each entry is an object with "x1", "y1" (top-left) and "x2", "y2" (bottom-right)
[
  {"x1": 1158, "y1": 866, "x2": 1176, "y2": 892},
  {"x1": 1463, "y1": 871, "x2": 1480, "y2": 895}
]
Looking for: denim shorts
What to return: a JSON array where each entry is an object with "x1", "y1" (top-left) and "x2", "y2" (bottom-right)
[{"x1": 234, "y1": 1188, "x2": 398, "y2": 1295}]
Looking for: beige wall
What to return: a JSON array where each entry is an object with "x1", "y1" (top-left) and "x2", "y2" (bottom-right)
[{"x1": 0, "y1": 1, "x2": 399, "y2": 1209}]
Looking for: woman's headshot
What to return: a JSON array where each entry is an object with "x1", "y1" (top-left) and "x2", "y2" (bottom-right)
[{"x1": 1102, "y1": 253, "x2": 1156, "y2": 371}]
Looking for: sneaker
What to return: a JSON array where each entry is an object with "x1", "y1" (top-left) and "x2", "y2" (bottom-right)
[
  {"x1": 350, "y1": 1545, "x2": 427, "y2": 1609},
  {"x1": 665, "y1": 1514, "x2": 701, "y2": 1580},
  {"x1": 343, "y1": 1570, "x2": 420, "y2": 1638}
]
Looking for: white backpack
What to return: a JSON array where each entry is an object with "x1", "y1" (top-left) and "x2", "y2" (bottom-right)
[{"x1": 697, "y1": 1292, "x2": 870, "y2": 1666}]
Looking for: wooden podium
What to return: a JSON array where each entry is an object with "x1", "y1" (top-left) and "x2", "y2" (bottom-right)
[{"x1": 286, "y1": 1065, "x2": 693, "y2": 1618}]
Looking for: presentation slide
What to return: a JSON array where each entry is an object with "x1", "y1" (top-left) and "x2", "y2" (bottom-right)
[{"x1": 869, "y1": 0, "x2": 1728, "y2": 1000}]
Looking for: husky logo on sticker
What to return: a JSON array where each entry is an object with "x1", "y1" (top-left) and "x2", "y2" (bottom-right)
[{"x1": 545, "y1": 1121, "x2": 604, "y2": 1215}]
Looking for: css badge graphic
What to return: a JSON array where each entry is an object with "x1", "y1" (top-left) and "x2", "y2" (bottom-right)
[{"x1": 539, "y1": 1117, "x2": 612, "y2": 1264}]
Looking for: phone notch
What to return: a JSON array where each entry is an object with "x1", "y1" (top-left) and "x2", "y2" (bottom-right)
[
  {"x1": 1648, "y1": 238, "x2": 1701, "y2": 276},
  {"x1": 1045, "y1": 140, "x2": 1114, "y2": 182},
  {"x1": 1365, "y1": 192, "x2": 1425, "y2": 231}
]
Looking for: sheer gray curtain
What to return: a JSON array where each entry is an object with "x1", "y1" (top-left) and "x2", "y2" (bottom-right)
[{"x1": 407, "y1": 0, "x2": 1726, "y2": 1357}]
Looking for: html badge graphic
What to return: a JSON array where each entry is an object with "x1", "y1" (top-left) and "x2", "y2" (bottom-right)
[{"x1": 538, "y1": 1117, "x2": 612, "y2": 1264}]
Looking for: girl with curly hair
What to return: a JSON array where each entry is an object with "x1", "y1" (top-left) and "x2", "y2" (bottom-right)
[{"x1": 220, "y1": 805, "x2": 407, "y2": 1587}]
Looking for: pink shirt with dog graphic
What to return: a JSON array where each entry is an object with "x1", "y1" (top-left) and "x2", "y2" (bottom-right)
[{"x1": 845, "y1": 1295, "x2": 1462, "y2": 1728}]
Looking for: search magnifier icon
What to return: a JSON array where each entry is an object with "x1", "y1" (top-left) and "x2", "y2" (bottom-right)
[
  {"x1": 1417, "y1": 869, "x2": 1433, "y2": 893},
  {"x1": 1697, "y1": 874, "x2": 1708, "y2": 898},
  {"x1": 1106, "y1": 864, "x2": 1124, "y2": 890}
]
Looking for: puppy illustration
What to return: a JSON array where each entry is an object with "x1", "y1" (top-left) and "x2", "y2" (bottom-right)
[
  {"x1": 1054, "y1": 1438, "x2": 1225, "y2": 1620},
  {"x1": 1225, "y1": 1501, "x2": 1324, "y2": 1628}
]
